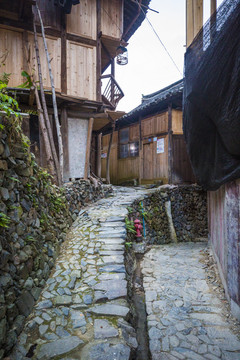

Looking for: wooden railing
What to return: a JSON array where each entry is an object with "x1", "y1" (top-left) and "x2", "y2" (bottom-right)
[{"x1": 101, "y1": 74, "x2": 124, "y2": 109}]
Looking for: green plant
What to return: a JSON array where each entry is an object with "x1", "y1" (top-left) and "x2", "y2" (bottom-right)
[
  {"x1": 0, "y1": 83, "x2": 20, "y2": 117},
  {"x1": 125, "y1": 241, "x2": 132, "y2": 249},
  {"x1": 26, "y1": 235, "x2": 36, "y2": 242},
  {"x1": 127, "y1": 206, "x2": 134, "y2": 213},
  {"x1": 17, "y1": 71, "x2": 34, "y2": 89},
  {"x1": 9, "y1": 177, "x2": 20, "y2": 183},
  {"x1": 0, "y1": 72, "x2": 11, "y2": 85},
  {"x1": 125, "y1": 217, "x2": 136, "y2": 234},
  {"x1": 0, "y1": 212, "x2": 10, "y2": 228}
]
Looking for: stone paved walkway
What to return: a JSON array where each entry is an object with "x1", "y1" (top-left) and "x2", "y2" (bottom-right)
[
  {"x1": 141, "y1": 243, "x2": 240, "y2": 360},
  {"x1": 10, "y1": 187, "x2": 148, "y2": 360}
]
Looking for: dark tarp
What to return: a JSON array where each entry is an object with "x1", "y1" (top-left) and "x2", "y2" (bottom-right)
[{"x1": 183, "y1": 0, "x2": 240, "y2": 190}]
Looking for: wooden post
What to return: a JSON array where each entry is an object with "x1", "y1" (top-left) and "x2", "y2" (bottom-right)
[
  {"x1": 96, "y1": 0, "x2": 102, "y2": 102},
  {"x1": 61, "y1": 10, "x2": 67, "y2": 94},
  {"x1": 84, "y1": 118, "x2": 94, "y2": 179},
  {"x1": 138, "y1": 116, "x2": 142, "y2": 185},
  {"x1": 106, "y1": 121, "x2": 115, "y2": 184},
  {"x1": 97, "y1": 132, "x2": 102, "y2": 178},
  {"x1": 211, "y1": 0, "x2": 217, "y2": 15},
  {"x1": 186, "y1": 0, "x2": 203, "y2": 47},
  {"x1": 111, "y1": 58, "x2": 115, "y2": 105},
  {"x1": 168, "y1": 103, "x2": 173, "y2": 184},
  {"x1": 61, "y1": 107, "x2": 69, "y2": 182}
]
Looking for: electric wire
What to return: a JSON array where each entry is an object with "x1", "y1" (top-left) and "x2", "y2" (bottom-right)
[{"x1": 138, "y1": 2, "x2": 183, "y2": 76}]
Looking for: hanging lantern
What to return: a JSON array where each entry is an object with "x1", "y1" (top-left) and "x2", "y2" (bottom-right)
[{"x1": 116, "y1": 45, "x2": 128, "y2": 65}]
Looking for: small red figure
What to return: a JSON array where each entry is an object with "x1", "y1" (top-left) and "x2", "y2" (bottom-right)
[{"x1": 134, "y1": 219, "x2": 143, "y2": 239}]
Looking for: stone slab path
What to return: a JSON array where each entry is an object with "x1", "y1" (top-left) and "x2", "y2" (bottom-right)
[
  {"x1": 141, "y1": 243, "x2": 240, "y2": 360},
  {"x1": 10, "y1": 187, "x2": 149, "y2": 360}
]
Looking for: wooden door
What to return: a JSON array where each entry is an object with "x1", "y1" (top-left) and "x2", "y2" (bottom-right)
[{"x1": 143, "y1": 143, "x2": 153, "y2": 179}]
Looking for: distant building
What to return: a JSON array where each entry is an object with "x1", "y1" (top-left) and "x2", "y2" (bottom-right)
[{"x1": 101, "y1": 79, "x2": 195, "y2": 185}]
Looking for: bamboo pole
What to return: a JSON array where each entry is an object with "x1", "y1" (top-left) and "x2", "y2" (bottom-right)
[
  {"x1": 32, "y1": 11, "x2": 61, "y2": 185},
  {"x1": 34, "y1": 85, "x2": 55, "y2": 178},
  {"x1": 22, "y1": 20, "x2": 55, "y2": 180},
  {"x1": 35, "y1": 2, "x2": 64, "y2": 184}
]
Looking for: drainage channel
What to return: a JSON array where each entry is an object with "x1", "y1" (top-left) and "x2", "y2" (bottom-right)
[{"x1": 125, "y1": 245, "x2": 151, "y2": 360}]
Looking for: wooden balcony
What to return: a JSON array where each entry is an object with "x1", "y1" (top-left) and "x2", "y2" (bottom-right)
[{"x1": 101, "y1": 74, "x2": 124, "y2": 110}]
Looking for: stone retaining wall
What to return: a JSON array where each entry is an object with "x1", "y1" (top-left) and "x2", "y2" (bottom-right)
[
  {"x1": 0, "y1": 115, "x2": 112, "y2": 358},
  {"x1": 130, "y1": 185, "x2": 207, "y2": 244},
  {"x1": 64, "y1": 180, "x2": 112, "y2": 221}
]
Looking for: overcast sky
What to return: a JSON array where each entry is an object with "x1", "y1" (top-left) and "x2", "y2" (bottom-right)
[{"x1": 116, "y1": 0, "x2": 224, "y2": 113}]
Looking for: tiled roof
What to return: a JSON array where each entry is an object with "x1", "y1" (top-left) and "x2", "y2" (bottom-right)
[{"x1": 117, "y1": 79, "x2": 183, "y2": 126}]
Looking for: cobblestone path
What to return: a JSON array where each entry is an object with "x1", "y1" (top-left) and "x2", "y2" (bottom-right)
[
  {"x1": 11, "y1": 187, "x2": 148, "y2": 360},
  {"x1": 141, "y1": 243, "x2": 240, "y2": 360}
]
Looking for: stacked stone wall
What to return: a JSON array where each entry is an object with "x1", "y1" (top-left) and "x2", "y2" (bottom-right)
[
  {"x1": 130, "y1": 185, "x2": 208, "y2": 244},
  {"x1": 0, "y1": 115, "x2": 112, "y2": 357}
]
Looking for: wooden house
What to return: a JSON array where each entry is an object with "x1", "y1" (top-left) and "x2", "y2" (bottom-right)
[
  {"x1": 184, "y1": 0, "x2": 240, "y2": 320},
  {"x1": 0, "y1": 0, "x2": 150, "y2": 182},
  {"x1": 100, "y1": 79, "x2": 195, "y2": 185}
]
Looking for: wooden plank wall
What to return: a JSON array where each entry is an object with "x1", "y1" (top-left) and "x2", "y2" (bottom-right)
[
  {"x1": 141, "y1": 112, "x2": 168, "y2": 137},
  {"x1": 101, "y1": 0, "x2": 123, "y2": 39},
  {"x1": 67, "y1": 0, "x2": 96, "y2": 39},
  {"x1": 172, "y1": 109, "x2": 183, "y2": 134},
  {"x1": 67, "y1": 41, "x2": 96, "y2": 99},
  {"x1": 0, "y1": 28, "x2": 24, "y2": 86},
  {"x1": 0, "y1": 28, "x2": 61, "y2": 90},
  {"x1": 208, "y1": 180, "x2": 240, "y2": 317},
  {"x1": 28, "y1": 33, "x2": 62, "y2": 91}
]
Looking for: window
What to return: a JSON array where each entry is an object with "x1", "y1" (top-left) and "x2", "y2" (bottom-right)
[
  {"x1": 119, "y1": 128, "x2": 139, "y2": 159},
  {"x1": 129, "y1": 142, "x2": 139, "y2": 157}
]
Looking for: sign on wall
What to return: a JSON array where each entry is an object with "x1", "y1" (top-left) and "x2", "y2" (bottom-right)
[{"x1": 157, "y1": 138, "x2": 164, "y2": 154}]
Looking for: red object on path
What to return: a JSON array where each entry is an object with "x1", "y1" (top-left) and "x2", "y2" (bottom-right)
[{"x1": 134, "y1": 219, "x2": 143, "y2": 238}]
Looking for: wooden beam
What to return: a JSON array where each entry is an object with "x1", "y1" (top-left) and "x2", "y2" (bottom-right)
[
  {"x1": 193, "y1": 0, "x2": 203, "y2": 37},
  {"x1": 96, "y1": 0, "x2": 102, "y2": 102},
  {"x1": 97, "y1": 132, "x2": 102, "y2": 178},
  {"x1": 84, "y1": 117, "x2": 94, "y2": 179},
  {"x1": 106, "y1": 120, "x2": 115, "y2": 184},
  {"x1": 186, "y1": 0, "x2": 203, "y2": 47},
  {"x1": 211, "y1": 0, "x2": 217, "y2": 15},
  {"x1": 168, "y1": 103, "x2": 173, "y2": 184},
  {"x1": 61, "y1": 11, "x2": 67, "y2": 94},
  {"x1": 66, "y1": 34, "x2": 97, "y2": 47}
]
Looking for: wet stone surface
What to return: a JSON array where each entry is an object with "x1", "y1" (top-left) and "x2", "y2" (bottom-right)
[
  {"x1": 10, "y1": 187, "x2": 148, "y2": 360},
  {"x1": 141, "y1": 243, "x2": 240, "y2": 360}
]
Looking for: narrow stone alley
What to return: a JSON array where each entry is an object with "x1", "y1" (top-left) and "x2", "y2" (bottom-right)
[
  {"x1": 10, "y1": 187, "x2": 240, "y2": 360},
  {"x1": 142, "y1": 243, "x2": 240, "y2": 360}
]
